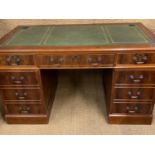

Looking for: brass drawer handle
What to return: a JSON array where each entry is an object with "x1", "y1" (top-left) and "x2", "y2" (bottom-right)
[
  {"x1": 6, "y1": 56, "x2": 21, "y2": 65},
  {"x1": 11, "y1": 76, "x2": 25, "y2": 84},
  {"x1": 18, "y1": 106, "x2": 31, "y2": 114},
  {"x1": 133, "y1": 54, "x2": 148, "y2": 64},
  {"x1": 128, "y1": 90, "x2": 141, "y2": 99},
  {"x1": 96, "y1": 56, "x2": 103, "y2": 63},
  {"x1": 15, "y1": 92, "x2": 28, "y2": 100},
  {"x1": 88, "y1": 56, "x2": 103, "y2": 66},
  {"x1": 50, "y1": 56, "x2": 64, "y2": 65},
  {"x1": 15, "y1": 56, "x2": 21, "y2": 65},
  {"x1": 129, "y1": 75, "x2": 144, "y2": 83},
  {"x1": 6, "y1": 56, "x2": 12, "y2": 65},
  {"x1": 126, "y1": 106, "x2": 139, "y2": 113}
]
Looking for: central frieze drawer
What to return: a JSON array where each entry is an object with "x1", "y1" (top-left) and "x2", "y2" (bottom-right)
[
  {"x1": 0, "y1": 70, "x2": 39, "y2": 86},
  {"x1": 114, "y1": 87, "x2": 154, "y2": 101},
  {"x1": 37, "y1": 54, "x2": 115, "y2": 67},
  {"x1": 2, "y1": 88, "x2": 41, "y2": 101},
  {"x1": 0, "y1": 54, "x2": 35, "y2": 66},
  {"x1": 114, "y1": 70, "x2": 155, "y2": 85}
]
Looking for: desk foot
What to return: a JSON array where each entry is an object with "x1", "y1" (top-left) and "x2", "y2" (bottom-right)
[{"x1": 108, "y1": 114, "x2": 152, "y2": 124}]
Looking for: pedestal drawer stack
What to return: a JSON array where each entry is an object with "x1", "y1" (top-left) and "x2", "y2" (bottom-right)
[
  {"x1": 108, "y1": 52, "x2": 155, "y2": 124},
  {"x1": 0, "y1": 54, "x2": 48, "y2": 124}
]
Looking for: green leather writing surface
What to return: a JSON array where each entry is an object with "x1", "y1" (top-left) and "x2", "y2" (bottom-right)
[
  {"x1": 104, "y1": 24, "x2": 151, "y2": 44},
  {"x1": 0, "y1": 24, "x2": 154, "y2": 46},
  {"x1": 4, "y1": 26, "x2": 49, "y2": 46},
  {"x1": 43, "y1": 25, "x2": 109, "y2": 46}
]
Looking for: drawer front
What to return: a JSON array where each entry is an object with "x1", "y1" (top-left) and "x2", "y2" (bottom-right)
[
  {"x1": 114, "y1": 88, "x2": 154, "y2": 101},
  {"x1": 38, "y1": 54, "x2": 86, "y2": 66},
  {"x1": 117, "y1": 53, "x2": 155, "y2": 65},
  {"x1": 5, "y1": 104, "x2": 45, "y2": 114},
  {"x1": 0, "y1": 71, "x2": 39, "y2": 86},
  {"x1": 112, "y1": 103, "x2": 153, "y2": 114},
  {"x1": 2, "y1": 88, "x2": 41, "y2": 101},
  {"x1": 0, "y1": 54, "x2": 35, "y2": 66},
  {"x1": 38, "y1": 54, "x2": 115, "y2": 67},
  {"x1": 38, "y1": 55, "x2": 66, "y2": 67},
  {"x1": 114, "y1": 70, "x2": 155, "y2": 84},
  {"x1": 86, "y1": 54, "x2": 115, "y2": 67}
]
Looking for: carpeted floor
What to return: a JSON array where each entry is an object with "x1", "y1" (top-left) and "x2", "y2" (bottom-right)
[{"x1": 0, "y1": 70, "x2": 155, "y2": 135}]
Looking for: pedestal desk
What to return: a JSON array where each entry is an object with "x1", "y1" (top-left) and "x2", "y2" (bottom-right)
[{"x1": 0, "y1": 23, "x2": 155, "y2": 124}]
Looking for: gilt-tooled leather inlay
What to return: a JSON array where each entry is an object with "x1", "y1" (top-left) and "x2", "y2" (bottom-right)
[{"x1": 0, "y1": 24, "x2": 154, "y2": 46}]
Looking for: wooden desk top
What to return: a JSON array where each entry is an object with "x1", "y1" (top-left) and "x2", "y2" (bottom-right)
[{"x1": 0, "y1": 23, "x2": 155, "y2": 47}]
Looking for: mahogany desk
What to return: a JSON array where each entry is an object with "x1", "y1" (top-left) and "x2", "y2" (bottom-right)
[{"x1": 0, "y1": 23, "x2": 155, "y2": 124}]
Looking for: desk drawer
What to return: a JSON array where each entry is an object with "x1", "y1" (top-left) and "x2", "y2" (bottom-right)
[
  {"x1": 114, "y1": 70, "x2": 155, "y2": 85},
  {"x1": 0, "y1": 70, "x2": 39, "y2": 86},
  {"x1": 86, "y1": 54, "x2": 115, "y2": 67},
  {"x1": 38, "y1": 54, "x2": 86, "y2": 66},
  {"x1": 38, "y1": 55, "x2": 66, "y2": 67},
  {"x1": 2, "y1": 88, "x2": 41, "y2": 101},
  {"x1": 112, "y1": 103, "x2": 153, "y2": 114},
  {"x1": 38, "y1": 54, "x2": 115, "y2": 67},
  {"x1": 0, "y1": 54, "x2": 35, "y2": 66},
  {"x1": 117, "y1": 53, "x2": 155, "y2": 65},
  {"x1": 5, "y1": 104, "x2": 45, "y2": 114},
  {"x1": 114, "y1": 88, "x2": 154, "y2": 101}
]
